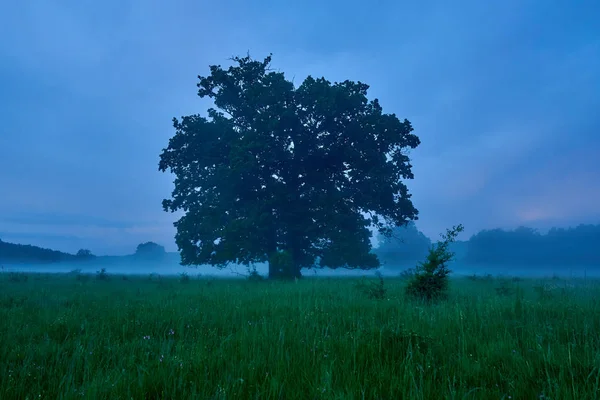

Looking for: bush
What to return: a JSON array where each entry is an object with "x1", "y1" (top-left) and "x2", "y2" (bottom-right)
[
  {"x1": 406, "y1": 224, "x2": 464, "y2": 302},
  {"x1": 247, "y1": 267, "x2": 265, "y2": 282},
  {"x1": 355, "y1": 271, "x2": 387, "y2": 300},
  {"x1": 495, "y1": 280, "x2": 516, "y2": 296},
  {"x1": 96, "y1": 268, "x2": 109, "y2": 281},
  {"x1": 70, "y1": 269, "x2": 91, "y2": 282},
  {"x1": 179, "y1": 272, "x2": 190, "y2": 283},
  {"x1": 398, "y1": 268, "x2": 416, "y2": 281}
]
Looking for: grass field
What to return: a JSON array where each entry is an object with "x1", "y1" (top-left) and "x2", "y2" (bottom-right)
[{"x1": 1, "y1": 270, "x2": 599, "y2": 400}]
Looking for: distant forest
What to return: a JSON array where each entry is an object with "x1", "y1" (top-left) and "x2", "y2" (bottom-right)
[
  {"x1": 1, "y1": 223, "x2": 599, "y2": 267},
  {"x1": 376, "y1": 223, "x2": 600, "y2": 267},
  {"x1": 0, "y1": 239, "x2": 77, "y2": 264},
  {"x1": 0, "y1": 239, "x2": 167, "y2": 265},
  {"x1": 463, "y1": 225, "x2": 600, "y2": 266}
]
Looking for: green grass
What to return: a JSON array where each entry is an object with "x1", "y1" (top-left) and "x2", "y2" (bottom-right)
[{"x1": 1, "y1": 271, "x2": 599, "y2": 399}]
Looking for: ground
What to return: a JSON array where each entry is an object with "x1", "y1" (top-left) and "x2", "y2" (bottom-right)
[{"x1": 1, "y1": 271, "x2": 599, "y2": 399}]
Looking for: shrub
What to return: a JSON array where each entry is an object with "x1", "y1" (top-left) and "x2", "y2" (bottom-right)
[
  {"x1": 179, "y1": 272, "x2": 190, "y2": 284},
  {"x1": 96, "y1": 268, "x2": 109, "y2": 281},
  {"x1": 69, "y1": 269, "x2": 89, "y2": 282},
  {"x1": 247, "y1": 267, "x2": 265, "y2": 282},
  {"x1": 406, "y1": 224, "x2": 464, "y2": 302},
  {"x1": 398, "y1": 268, "x2": 415, "y2": 281},
  {"x1": 355, "y1": 271, "x2": 387, "y2": 300},
  {"x1": 495, "y1": 280, "x2": 516, "y2": 296}
]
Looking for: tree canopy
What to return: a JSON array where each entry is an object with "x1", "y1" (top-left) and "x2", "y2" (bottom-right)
[
  {"x1": 134, "y1": 242, "x2": 166, "y2": 260},
  {"x1": 76, "y1": 249, "x2": 95, "y2": 259},
  {"x1": 374, "y1": 222, "x2": 432, "y2": 267},
  {"x1": 159, "y1": 54, "x2": 420, "y2": 278}
]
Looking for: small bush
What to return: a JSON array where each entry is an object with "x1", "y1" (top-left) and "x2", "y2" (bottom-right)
[
  {"x1": 148, "y1": 273, "x2": 162, "y2": 282},
  {"x1": 467, "y1": 273, "x2": 494, "y2": 282},
  {"x1": 96, "y1": 268, "x2": 109, "y2": 281},
  {"x1": 398, "y1": 268, "x2": 415, "y2": 281},
  {"x1": 247, "y1": 268, "x2": 265, "y2": 282},
  {"x1": 69, "y1": 269, "x2": 90, "y2": 282},
  {"x1": 179, "y1": 272, "x2": 190, "y2": 284},
  {"x1": 355, "y1": 271, "x2": 387, "y2": 300},
  {"x1": 495, "y1": 280, "x2": 516, "y2": 296},
  {"x1": 405, "y1": 224, "x2": 464, "y2": 302}
]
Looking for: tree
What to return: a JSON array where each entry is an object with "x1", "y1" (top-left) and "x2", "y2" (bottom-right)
[
  {"x1": 135, "y1": 242, "x2": 166, "y2": 260},
  {"x1": 374, "y1": 221, "x2": 432, "y2": 267},
  {"x1": 159, "y1": 54, "x2": 420, "y2": 279},
  {"x1": 75, "y1": 249, "x2": 95, "y2": 259}
]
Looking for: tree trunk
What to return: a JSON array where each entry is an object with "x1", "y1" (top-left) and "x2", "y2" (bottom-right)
[{"x1": 267, "y1": 257, "x2": 302, "y2": 280}]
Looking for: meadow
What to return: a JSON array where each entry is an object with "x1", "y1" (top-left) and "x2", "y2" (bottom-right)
[{"x1": 1, "y1": 270, "x2": 599, "y2": 399}]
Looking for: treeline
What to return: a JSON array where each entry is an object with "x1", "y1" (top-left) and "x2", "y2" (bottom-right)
[
  {"x1": 0, "y1": 239, "x2": 76, "y2": 264},
  {"x1": 464, "y1": 224, "x2": 600, "y2": 266},
  {"x1": 3, "y1": 223, "x2": 599, "y2": 267},
  {"x1": 0, "y1": 238, "x2": 168, "y2": 265},
  {"x1": 375, "y1": 223, "x2": 600, "y2": 268}
]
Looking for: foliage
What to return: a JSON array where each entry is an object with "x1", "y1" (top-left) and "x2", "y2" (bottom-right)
[
  {"x1": 406, "y1": 224, "x2": 464, "y2": 302},
  {"x1": 467, "y1": 273, "x2": 495, "y2": 282},
  {"x1": 247, "y1": 266, "x2": 266, "y2": 282},
  {"x1": 374, "y1": 222, "x2": 431, "y2": 267},
  {"x1": 158, "y1": 54, "x2": 420, "y2": 279},
  {"x1": 0, "y1": 239, "x2": 74, "y2": 264},
  {"x1": 134, "y1": 242, "x2": 166, "y2": 260},
  {"x1": 95, "y1": 268, "x2": 109, "y2": 281},
  {"x1": 69, "y1": 269, "x2": 90, "y2": 282},
  {"x1": 398, "y1": 267, "x2": 416, "y2": 280},
  {"x1": 465, "y1": 223, "x2": 600, "y2": 266},
  {"x1": 354, "y1": 271, "x2": 387, "y2": 299},
  {"x1": 495, "y1": 280, "x2": 516, "y2": 296},
  {"x1": 75, "y1": 249, "x2": 95, "y2": 259},
  {"x1": 179, "y1": 272, "x2": 190, "y2": 284}
]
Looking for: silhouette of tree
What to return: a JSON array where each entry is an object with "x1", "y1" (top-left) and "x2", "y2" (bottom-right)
[
  {"x1": 135, "y1": 242, "x2": 166, "y2": 260},
  {"x1": 375, "y1": 222, "x2": 431, "y2": 267},
  {"x1": 159, "y1": 54, "x2": 420, "y2": 279},
  {"x1": 76, "y1": 249, "x2": 95, "y2": 259}
]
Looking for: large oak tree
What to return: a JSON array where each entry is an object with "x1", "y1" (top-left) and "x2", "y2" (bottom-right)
[{"x1": 159, "y1": 55, "x2": 420, "y2": 279}]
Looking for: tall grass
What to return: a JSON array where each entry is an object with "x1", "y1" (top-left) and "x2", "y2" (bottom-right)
[{"x1": 1, "y1": 272, "x2": 599, "y2": 399}]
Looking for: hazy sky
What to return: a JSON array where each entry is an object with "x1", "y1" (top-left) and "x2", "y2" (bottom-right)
[{"x1": 1, "y1": 0, "x2": 599, "y2": 255}]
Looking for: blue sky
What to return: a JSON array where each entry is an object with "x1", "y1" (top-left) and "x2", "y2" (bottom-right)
[{"x1": 1, "y1": 0, "x2": 599, "y2": 255}]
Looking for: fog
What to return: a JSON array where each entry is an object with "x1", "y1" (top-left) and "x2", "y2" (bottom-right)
[{"x1": 3, "y1": 260, "x2": 599, "y2": 279}]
